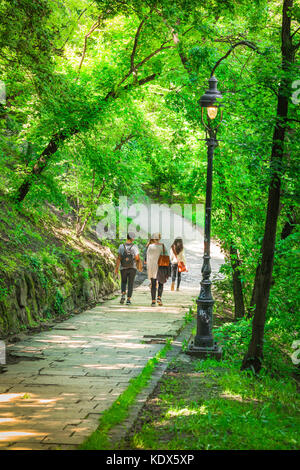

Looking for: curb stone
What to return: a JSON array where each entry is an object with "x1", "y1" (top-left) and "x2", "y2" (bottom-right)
[{"x1": 106, "y1": 318, "x2": 196, "y2": 447}]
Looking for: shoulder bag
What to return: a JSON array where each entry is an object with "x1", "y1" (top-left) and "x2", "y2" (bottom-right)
[
  {"x1": 158, "y1": 244, "x2": 170, "y2": 267},
  {"x1": 172, "y1": 246, "x2": 187, "y2": 272}
]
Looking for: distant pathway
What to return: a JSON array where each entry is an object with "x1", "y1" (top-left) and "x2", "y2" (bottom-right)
[
  {"x1": 127, "y1": 199, "x2": 225, "y2": 287},
  {"x1": 0, "y1": 204, "x2": 224, "y2": 450}
]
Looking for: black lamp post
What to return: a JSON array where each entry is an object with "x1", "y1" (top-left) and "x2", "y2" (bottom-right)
[{"x1": 187, "y1": 76, "x2": 223, "y2": 359}]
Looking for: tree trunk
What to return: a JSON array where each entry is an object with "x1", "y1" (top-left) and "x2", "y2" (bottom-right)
[
  {"x1": 76, "y1": 219, "x2": 87, "y2": 238},
  {"x1": 230, "y1": 243, "x2": 245, "y2": 320},
  {"x1": 15, "y1": 127, "x2": 79, "y2": 203},
  {"x1": 228, "y1": 204, "x2": 245, "y2": 320},
  {"x1": 281, "y1": 208, "x2": 296, "y2": 239},
  {"x1": 216, "y1": 167, "x2": 246, "y2": 320},
  {"x1": 241, "y1": 0, "x2": 295, "y2": 372},
  {"x1": 247, "y1": 263, "x2": 261, "y2": 318},
  {"x1": 14, "y1": 68, "x2": 154, "y2": 203}
]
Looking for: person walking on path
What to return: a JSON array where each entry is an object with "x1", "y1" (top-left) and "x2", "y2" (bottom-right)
[
  {"x1": 146, "y1": 233, "x2": 170, "y2": 306},
  {"x1": 143, "y1": 237, "x2": 156, "y2": 289},
  {"x1": 115, "y1": 232, "x2": 141, "y2": 305},
  {"x1": 170, "y1": 237, "x2": 186, "y2": 291}
]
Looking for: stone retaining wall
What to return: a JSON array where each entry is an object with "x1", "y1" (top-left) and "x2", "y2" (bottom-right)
[{"x1": 0, "y1": 250, "x2": 118, "y2": 337}]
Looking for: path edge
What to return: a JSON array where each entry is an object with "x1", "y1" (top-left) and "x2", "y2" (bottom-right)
[{"x1": 105, "y1": 318, "x2": 196, "y2": 448}]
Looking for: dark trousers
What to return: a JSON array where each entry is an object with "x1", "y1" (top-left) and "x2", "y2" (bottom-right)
[
  {"x1": 151, "y1": 278, "x2": 163, "y2": 301},
  {"x1": 121, "y1": 268, "x2": 136, "y2": 298},
  {"x1": 171, "y1": 263, "x2": 181, "y2": 288}
]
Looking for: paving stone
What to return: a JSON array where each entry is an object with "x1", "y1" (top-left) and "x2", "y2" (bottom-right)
[
  {"x1": 38, "y1": 368, "x2": 88, "y2": 376},
  {"x1": 0, "y1": 230, "x2": 224, "y2": 451},
  {"x1": 42, "y1": 432, "x2": 88, "y2": 445},
  {"x1": 0, "y1": 377, "x2": 26, "y2": 384},
  {"x1": 7, "y1": 442, "x2": 77, "y2": 450},
  {"x1": 0, "y1": 429, "x2": 48, "y2": 445},
  {"x1": 0, "y1": 385, "x2": 13, "y2": 393},
  {"x1": 0, "y1": 419, "x2": 79, "y2": 432},
  {"x1": 92, "y1": 401, "x2": 115, "y2": 412},
  {"x1": 22, "y1": 376, "x2": 97, "y2": 386}
]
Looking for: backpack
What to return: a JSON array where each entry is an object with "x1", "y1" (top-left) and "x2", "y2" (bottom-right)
[{"x1": 120, "y1": 244, "x2": 135, "y2": 268}]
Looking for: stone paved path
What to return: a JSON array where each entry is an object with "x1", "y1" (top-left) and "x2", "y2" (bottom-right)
[
  {"x1": 0, "y1": 286, "x2": 197, "y2": 450},
  {"x1": 0, "y1": 205, "x2": 224, "y2": 450}
]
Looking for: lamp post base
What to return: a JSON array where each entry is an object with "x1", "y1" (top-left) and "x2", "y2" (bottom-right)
[{"x1": 186, "y1": 340, "x2": 222, "y2": 360}]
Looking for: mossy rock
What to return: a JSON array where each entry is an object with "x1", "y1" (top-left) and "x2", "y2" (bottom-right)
[
  {"x1": 25, "y1": 272, "x2": 36, "y2": 299},
  {"x1": 97, "y1": 265, "x2": 105, "y2": 281},
  {"x1": 15, "y1": 274, "x2": 28, "y2": 308},
  {"x1": 25, "y1": 306, "x2": 34, "y2": 327},
  {"x1": 0, "y1": 227, "x2": 118, "y2": 336},
  {"x1": 62, "y1": 280, "x2": 73, "y2": 297}
]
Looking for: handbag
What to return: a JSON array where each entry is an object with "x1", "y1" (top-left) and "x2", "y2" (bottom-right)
[
  {"x1": 172, "y1": 246, "x2": 187, "y2": 272},
  {"x1": 178, "y1": 261, "x2": 187, "y2": 273},
  {"x1": 136, "y1": 258, "x2": 143, "y2": 272},
  {"x1": 158, "y1": 244, "x2": 170, "y2": 267}
]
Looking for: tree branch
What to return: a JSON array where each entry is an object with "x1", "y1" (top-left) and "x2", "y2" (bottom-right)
[
  {"x1": 293, "y1": 40, "x2": 300, "y2": 50},
  {"x1": 14, "y1": 126, "x2": 79, "y2": 203},
  {"x1": 15, "y1": 13, "x2": 176, "y2": 202},
  {"x1": 114, "y1": 133, "x2": 135, "y2": 151},
  {"x1": 153, "y1": 9, "x2": 194, "y2": 71},
  {"x1": 57, "y1": 1, "x2": 97, "y2": 54},
  {"x1": 291, "y1": 26, "x2": 300, "y2": 38},
  {"x1": 104, "y1": 71, "x2": 158, "y2": 100},
  {"x1": 76, "y1": 131, "x2": 135, "y2": 237},
  {"x1": 123, "y1": 72, "x2": 157, "y2": 90},
  {"x1": 78, "y1": 15, "x2": 103, "y2": 72},
  {"x1": 90, "y1": 169, "x2": 95, "y2": 200},
  {"x1": 284, "y1": 118, "x2": 300, "y2": 123},
  {"x1": 136, "y1": 45, "x2": 175, "y2": 69},
  {"x1": 130, "y1": 16, "x2": 148, "y2": 72},
  {"x1": 94, "y1": 177, "x2": 106, "y2": 202},
  {"x1": 114, "y1": 8, "x2": 192, "y2": 92},
  {"x1": 176, "y1": 26, "x2": 195, "y2": 69},
  {"x1": 211, "y1": 41, "x2": 261, "y2": 76}
]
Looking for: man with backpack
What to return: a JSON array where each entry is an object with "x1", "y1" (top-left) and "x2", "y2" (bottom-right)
[{"x1": 115, "y1": 232, "x2": 141, "y2": 305}]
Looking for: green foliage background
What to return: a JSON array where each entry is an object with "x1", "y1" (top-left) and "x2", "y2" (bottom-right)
[{"x1": 0, "y1": 0, "x2": 299, "y2": 372}]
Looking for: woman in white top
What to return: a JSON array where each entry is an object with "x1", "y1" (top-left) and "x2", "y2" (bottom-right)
[
  {"x1": 146, "y1": 233, "x2": 164, "y2": 306},
  {"x1": 170, "y1": 237, "x2": 186, "y2": 291}
]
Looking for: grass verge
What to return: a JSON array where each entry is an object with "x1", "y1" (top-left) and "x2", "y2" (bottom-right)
[
  {"x1": 78, "y1": 340, "x2": 172, "y2": 450},
  {"x1": 112, "y1": 288, "x2": 299, "y2": 451},
  {"x1": 120, "y1": 356, "x2": 299, "y2": 450}
]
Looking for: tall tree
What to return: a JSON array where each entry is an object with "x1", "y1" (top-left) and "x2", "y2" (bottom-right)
[{"x1": 242, "y1": 0, "x2": 299, "y2": 372}]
